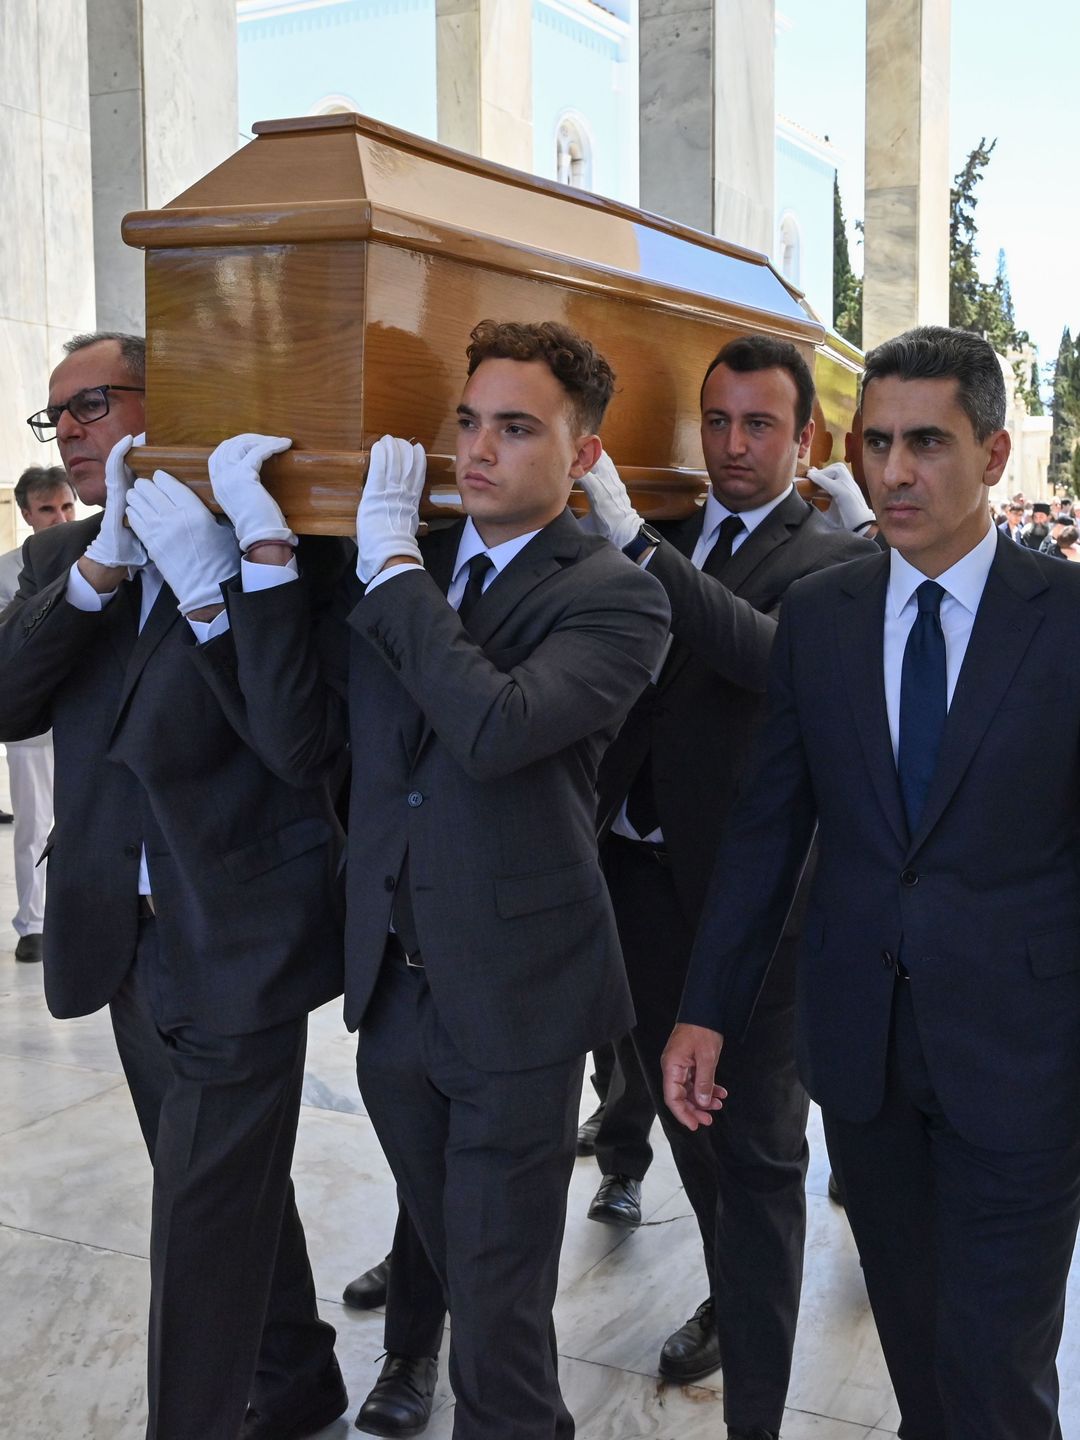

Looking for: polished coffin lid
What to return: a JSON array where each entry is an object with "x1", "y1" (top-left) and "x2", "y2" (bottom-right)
[{"x1": 122, "y1": 111, "x2": 860, "y2": 534}]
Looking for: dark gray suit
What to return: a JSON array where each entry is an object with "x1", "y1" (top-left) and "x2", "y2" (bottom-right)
[
  {"x1": 683, "y1": 533, "x2": 1080, "y2": 1439},
  {"x1": 595, "y1": 489, "x2": 872, "y2": 1431},
  {"x1": 220, "y1": 509, "x2": 670, "y2": 1438},
  {"x1": 0, "y1": 516, "x2": 345, "y2": 1440}
]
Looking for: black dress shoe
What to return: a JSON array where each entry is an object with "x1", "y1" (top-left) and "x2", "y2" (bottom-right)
[
  {"x1": 728, "y1": 1429, "x2": 778, "y2": 1439},
  {"x1": 659, "y1": 1297, "x2": 722, "y2": 1383},
  {"x1": 241, "y1": 1356, "x2": 348, "y2": 1440},
  {"x1": 343, "y1": 1255, "x2": 391, "y2": 1309},
  {"x1": 827, "y1": 1170, "x2": 845, "y2": 1206},
  {"x1": 586, "y1": 1173, "x2": 642, "y2": 1227},
  {"x1": 14, "y1": 934, "x2": 42, "y2": 964},
  {"x1": 576, "y1": 1101, "x2": 605, "y2": 1156},
  {"x1": 354, "y1": 1354, "x2": 438, "y2": 1438},
  {"x1": 0, "y1": 809, "x2": 12, "y2": 824}
]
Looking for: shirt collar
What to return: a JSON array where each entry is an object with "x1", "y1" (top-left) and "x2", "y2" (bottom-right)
[
  {"x1": 701, "y1": 481, "x2": 795, "y2": 545},
  {"x1": 452, "y1": 516, "x2": 542, "y2": 585},
  {"x1": 887, "y1": 521, "x2": 998, "y2": 618}
]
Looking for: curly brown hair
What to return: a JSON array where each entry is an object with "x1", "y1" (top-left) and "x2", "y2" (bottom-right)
[{"x1": 465, "y1": 320, "x2": 616, "y2": 432}]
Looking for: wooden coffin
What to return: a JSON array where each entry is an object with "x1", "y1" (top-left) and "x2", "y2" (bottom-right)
[{"x1": 121, "y1": 112, "x2": 862, "y2": 535}]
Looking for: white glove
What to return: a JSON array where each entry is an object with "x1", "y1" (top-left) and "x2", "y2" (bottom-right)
[
  {"x1": 127, "y1": 471, "x2": 241, "y2": 615},
  {"x1": 82, "y1": 433, "x2": 149, "y2": 569},
  {"x1": 356, "y1": 435, "x2": 425, "y2": 583},
  {"x1": 207, "y1": 432, "x2": 296, "y2": 551},
  {"x1": 807, "y1": 463, "x2": 876, "y2": 532},
  {"x1": 578, "y1": 451, "x2": 642, "y2": 550}
]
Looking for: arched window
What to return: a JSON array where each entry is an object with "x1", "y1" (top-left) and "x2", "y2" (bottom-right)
[
  {"x1": 778, "y1": 212, "x2": 801, "y2": 286},
  {"x1": 555, "y1": 115, "x2": 592, "y2": 190}
]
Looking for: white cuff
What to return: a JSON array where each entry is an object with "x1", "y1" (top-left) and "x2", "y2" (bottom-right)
[
  {"x1": 187, "y1": 609, "x2": 231, "y2": 644},
  {"x1": 66, "y1": 561, "x2": 119, "y2": 611},
  {"x1": 241, "y1": 555, "x2": 299, "y2": 591},
  {"x1": 365, "y1": 561, "x2": 423, "y2": 594}
]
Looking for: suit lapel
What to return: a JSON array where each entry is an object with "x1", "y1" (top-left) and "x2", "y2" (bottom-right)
[
  {"x1": 717, "y1": 488, "x2": 809, "y2": 595},
  {"x1": 113, "y1": 577, "x2": 182, "y2": 721},
  {"x1": 908, "y1": 539, "x2": 1047, "y2": 854},
  {"x1": 836, "y1": 555, "x2": 909, "y2": 849}
]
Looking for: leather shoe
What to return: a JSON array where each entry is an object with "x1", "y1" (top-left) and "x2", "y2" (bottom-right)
[
  {"x1": 728, "y1": 1430, "x2": 778, "y2": 1439},
  {"x1": 354, "y1": 1354, "x2": 438, "y2": 1437},
  {"x1": 587, "y1": 1173, "x2": 641, "y2": 1227},
  {"x1": 659, "y1": 1297, "x2": 722, "y2": 1383},
  {"x1": 343, "y1": 1255, "x2": 390, "y2": 1309},
  {"x1": 14, "y1": 934, "x2": 42, "y2": 964},
  {"x1": 827, "y1": 1170, "x2": 845, "y2": 1206},
  {"x1": 576, "y1": 1101, "x2": 605, "y2": 1156},
  {"x1": 0, "y1": 809, "x2": 11, "y2": 824},
  {"x1": 241, "y1": 1356, "x2": 348, "y2": 1439}
]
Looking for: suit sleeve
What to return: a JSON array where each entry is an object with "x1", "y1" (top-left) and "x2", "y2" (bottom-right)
[
  {"x1": 191, "y1": 561, "x2": 352, "y2": 790},
  {"x1": 678, "y1": 598, "x2": 819, "y2": 1037},
  {"x1": 355, "y1": 560, "x2": 671, "y2": 782},
  {"x1": 0, "y1": 544, "x2": 102, "y2": 740}
]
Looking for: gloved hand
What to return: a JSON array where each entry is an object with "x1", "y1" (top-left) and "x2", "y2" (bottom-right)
[
  {"x1": 807, "y1": 463, "x2": 876, "y2": 532},
  {"x1": 82, "y1": 433, "x2": 149, "y2": 569},
  {"x1": 578, "y1": 451, "x2": 642, "y2": 550},
  {"x1": 127, "y1": 471, "x2": 241, "y2": 614},
  {"x1": 207, "y1": 432, "x2": 296, "y2": 551},
  {"x1": 356, "y1": 435, "x2": 425, "y2": 583}
]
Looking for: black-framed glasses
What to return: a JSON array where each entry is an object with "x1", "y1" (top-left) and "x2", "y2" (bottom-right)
[{"x1": 26, "y1": 385, "x2": 145, "y2": 442}]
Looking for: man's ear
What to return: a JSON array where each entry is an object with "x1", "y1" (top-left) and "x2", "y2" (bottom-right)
[
  {"x1": 796, "y1": 418, "x2": 815, "y2": 464},
  {"x1": 569, "y1": 434, "x2": 602, "y2": 480},
  {"x1": 983, "y1": 428, "x2": 1012, "y2": 489}
]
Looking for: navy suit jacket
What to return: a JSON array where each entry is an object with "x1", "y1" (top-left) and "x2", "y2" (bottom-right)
[{"x1": 681, "y1": 531, "x2": 1080, "y2": 1152}]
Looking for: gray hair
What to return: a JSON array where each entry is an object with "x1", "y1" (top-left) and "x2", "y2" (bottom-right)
[
  {"x1": 860, "y1": 325, "x2": 1006, "y2": 441},
  {"x1": 63, "y1": 331, "x2": 146, "y2": 383}
]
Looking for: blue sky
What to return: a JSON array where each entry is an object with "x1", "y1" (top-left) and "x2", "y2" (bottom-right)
[{"x1": 775, "y1": 0, "x2": 1077, "y2": 372}]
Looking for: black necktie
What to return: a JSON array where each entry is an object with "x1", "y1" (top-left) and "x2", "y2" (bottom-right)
[
  {"x1": 391, "y1": 552, "x2": 495, "y2": 957},
  {"x1": 458, "y1": 552, "x2": 494, "y2": 628},
  {"x1": 702, "y1": 514, "x2": 746, "y2": 578},
  {"x1": 898, "y1": 580, "x2": 947, "y2": 832}
]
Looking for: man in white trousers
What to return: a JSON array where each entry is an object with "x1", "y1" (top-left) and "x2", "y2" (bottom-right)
[{"x1": 0, "y1": 465, "x2": 76, "y2": 962}]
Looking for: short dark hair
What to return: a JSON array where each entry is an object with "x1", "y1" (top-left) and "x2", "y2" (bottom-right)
[
  {"x1": 63, "y1": 331, "x2": 146, "y2": 384},
  {"x1": 699, "y1": 335, "x2": 815, "y2": 436},
  {"x1": 860, "y1": 325, "x2": 1006, "y2": 440},
  {"x1": 14, "y1": 465, "x2": 74, "y2": 513},
  {"x1": 1058, "y1": 526, "x2": 1079, "y2": 548},
  {"x1": 465, "y1": 320, "x2": 615, "y2": 432}
]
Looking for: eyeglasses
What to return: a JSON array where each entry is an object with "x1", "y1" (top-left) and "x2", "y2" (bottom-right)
[{"x1": 26, "y1": 385, "x2": 146, "y2": 442}]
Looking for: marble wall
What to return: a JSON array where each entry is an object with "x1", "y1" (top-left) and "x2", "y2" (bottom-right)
[
  {"x1": 640, "y1": 0, "x2": 774, "y2": 253},
  {"x1": 862, "y1": 0, "x2": 950, "y2": 350},
  {"x1": 437, "y1": 0, "x2": 533, "y2": 171},
  {"x1": 87, "y1": 0, "x2": 239, "y2": 334},
  {"x1": 0, "y1": 0, "x2": 97, "y2": 551}
]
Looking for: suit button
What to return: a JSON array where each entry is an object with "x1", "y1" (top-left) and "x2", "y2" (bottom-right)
[
  {"x1": 407, "y1": 791, "x2": 424, "y2": 807},
  {"x1": 123, "y1": 844, "x2": 137, "y2": 858},
  {"x1": 384, "y1": 876, "x2": 396, "y2": 891},
  {"x1": 881, "y1": 950, "x2": 894, "y2": 969},
  {"x1": 900, "y1": 869, "x2": 919, "y2": 887}
]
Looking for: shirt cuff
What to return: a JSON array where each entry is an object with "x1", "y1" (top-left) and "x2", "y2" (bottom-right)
[
  {"x1": 66, "y1": 561, "x2": 118, "y2": 611},
  {"x1": 241, "y1": 555, "x2": 299, "y2": 590},
  {"x1": 365, "y1": 561, "x2": 423, "y2": 594},
  {"x1": 187, "y1": 609, "x2": 231, "y2": 644}
]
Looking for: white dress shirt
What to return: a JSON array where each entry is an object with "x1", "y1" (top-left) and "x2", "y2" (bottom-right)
[{"x1": 883, "y1": 521, "x2": 998, "y2": 764}]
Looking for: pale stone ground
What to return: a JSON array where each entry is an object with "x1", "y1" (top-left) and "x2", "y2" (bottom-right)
[{"x1": 2, "y1": 756, "x2": 1079, "y2": 1440}]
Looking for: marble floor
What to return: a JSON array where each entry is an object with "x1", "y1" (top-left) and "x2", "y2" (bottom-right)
[{"x1": 0, "y1": 785, "x2": 1078, "y2": 1440}]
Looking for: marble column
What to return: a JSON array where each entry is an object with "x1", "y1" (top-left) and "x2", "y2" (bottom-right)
[
  {"x1": 639, "y1": 0, "x2": 775, "y2": 253},
  {"x1": 436, "y1": 0, "x2": 532, "y2": 171},
  {"x1": 0, "y1": 0, "x2": 97, "y2": 547},
  {"x1": 862, "y1": 0, "x2": 951, "y2": 350},
  {"x1": 86, "y1": 0, "x2": 239, "y2": 333}
]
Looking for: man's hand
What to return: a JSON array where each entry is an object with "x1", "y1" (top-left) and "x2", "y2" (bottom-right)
[
  {"x1": 126, "y1": 471, "x2": 241, "y2": 617},
  {"x1": 356, "y1": 435, "x2": 425, "y2": 582},
  {"x1": 661, "y1": 1023, "x2": 728, "y2": 1131},
  {"x1": 578, "y1": 451, "x2": 643, "y2": 550},
  {"x1": 207, "y1": 432, "x2": 297, "y2": 553},
  {"x1": 808, "y1": 463, "x2": 876, "y2": 533},
  {"x1": 79, "y1": 432, "x2": 149, "y2": 589}
]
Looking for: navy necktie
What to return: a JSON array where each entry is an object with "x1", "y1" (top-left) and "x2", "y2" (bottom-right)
[
  {"x1": 458, "y1": 552, "x2": 494, "y2": 628},
  {"x1": 898, "y1": 580, "x2": 947, "y2": 832}
]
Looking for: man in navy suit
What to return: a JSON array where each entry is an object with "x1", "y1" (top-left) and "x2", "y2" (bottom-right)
[{"x1": 663, "y1": 325, "x2": 1080, "y2": 1439}]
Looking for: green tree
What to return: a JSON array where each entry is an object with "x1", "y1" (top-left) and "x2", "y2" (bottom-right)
[
  {"x1": 1049, "y1": 326, "x2": 1079, "y2": 494},
  {"x1": 832, "y1": 174, "x2": 862, "y2": 346}
]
